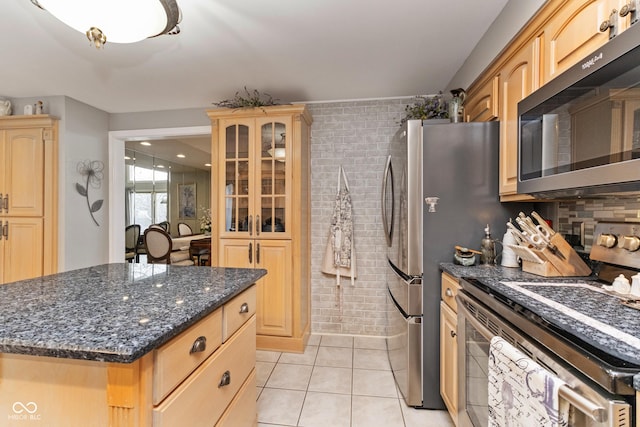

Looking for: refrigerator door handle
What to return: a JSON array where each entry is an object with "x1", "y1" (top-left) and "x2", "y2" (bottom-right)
[{"x1": 381, "y1": 155, "x2": 394, "y2": 247}]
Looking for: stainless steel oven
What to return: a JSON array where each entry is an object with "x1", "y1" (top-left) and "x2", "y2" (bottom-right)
[{"x1": 457, "y1": 286, "x2": 633, "y2": 427}]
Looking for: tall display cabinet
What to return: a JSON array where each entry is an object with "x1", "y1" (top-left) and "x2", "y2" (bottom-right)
[
  {"x1": 0, "y1": 115, "x2": 58, "y2": 284},
  {"x1": 207, "y1": 105, "x2": 312, "y2": 352}
]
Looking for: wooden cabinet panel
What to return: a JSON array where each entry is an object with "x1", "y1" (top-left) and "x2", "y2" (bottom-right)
[
  {"x1": 0, "y1": 116, "x2": 57, "y2": 285},
  {"x1": 152, "y1": 317, "x2": 256, "y2": 427},
  {"x1": 220, "y1": 238, "x2": 292, "y2": 337},
  {"x1": 441, "y1": 272, "x2": 461, "y2": 312},
  {"x1": 499, "y1": 38, "x2": 540, "y2": 197},
  {"x1": 215, "y1": 370, "x2": 257, "y2": 427},
  {"x1": 465, "y1": 75, "x2": 499, "y2": 122},
  {"x1": 153, "y1": 309, "x2": 223, "y2": 405},
  {"x1": 1, "y1": 128, "x2": 44, "y2": 217},
  {"x1": 0, "y1": 217, "x2": 44, "y2": 284},
  {"x1": 223, "y1": 284, "x2": 257, "y2": 341},
  {"x1": 440, "y1": 301, "x2": 458, "y2": 426},
  {"x1": 544, "y1": 0, "x2": 623, "y2": 83},
  {"x1": 209, "y1": 106, "x2": 312, "y2": 352}
]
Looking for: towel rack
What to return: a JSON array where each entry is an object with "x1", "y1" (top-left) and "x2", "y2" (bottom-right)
[{"x1": 558, "y1": 385, "x2": 606, "y2": 423}]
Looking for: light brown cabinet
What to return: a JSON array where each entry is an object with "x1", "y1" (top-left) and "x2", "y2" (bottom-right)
[
  {"x1": 544, "y1": 0, "x2": 626, "y2": 83},
  {"x1": 0, "y1": 285, "x2": 257, "y2": 426},
  {"x1": 208, "y1": 105, "x2": 312, "y2": 352},
  {"x1": 498, "y1": 38, "x2": 540, "y2": 198},
  {"x1": 440, "y1": 272, "x2": 461, "y2": 426},
  {"x1": 0, "y1": 116, "x2": 57, "y2": 284},
  {"x1": 465, "y1": 0, "x2": 633, "y2": 201},
  {"x1": 465, "y1": 75, "x2": 499, "y2": 123}
]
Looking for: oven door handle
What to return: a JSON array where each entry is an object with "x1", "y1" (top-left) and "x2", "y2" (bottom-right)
[{"x1": 458, "y1": 296, "x2": 607, "y2": 424}]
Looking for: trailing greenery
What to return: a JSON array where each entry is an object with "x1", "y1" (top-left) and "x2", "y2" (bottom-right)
[
  {"x1": 212, "y1": 87, "x2": 280, "y2": 109},
  {"x1": 400, "y1": 93, "x2": 449, "y2": 124}
]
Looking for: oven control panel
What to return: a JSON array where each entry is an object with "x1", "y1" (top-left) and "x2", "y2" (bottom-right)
[{"x1": 591, "y1": 222, "x2": 640, "y2": 269}]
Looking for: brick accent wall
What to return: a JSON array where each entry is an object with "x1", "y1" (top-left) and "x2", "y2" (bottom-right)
[{"x1": 307, "y1": 99, "x2": 408, "y2": 335}]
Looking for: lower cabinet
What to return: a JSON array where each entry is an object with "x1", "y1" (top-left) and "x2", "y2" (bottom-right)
[
  {"x1": 0, "y1": 285, "x2": 257, "y2": 427},
  {"x1": 219, "y1": 238, "x2": 293, "y2": 340},
  {"x1": 440, "y1": 272, "x2": 461, "y2": 426}
]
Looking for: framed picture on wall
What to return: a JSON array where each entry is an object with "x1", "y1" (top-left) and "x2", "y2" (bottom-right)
[{"x1": 178, "y1": 183, "x2": 196, "y2": 219}]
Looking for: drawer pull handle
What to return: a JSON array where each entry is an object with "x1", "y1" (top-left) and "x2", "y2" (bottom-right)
[
  {"x1": 239, "y1": 302, "x2": 249, "y2": 314},
  {"x1": 218, "y1": 370, "x2": 231, "y2": 388},
  {"x1": 445, "y1": 288, "x2": 453, "y2": 297},
  {"x1": 190, "y1": 336, "x2": 207, "y2": 354}
]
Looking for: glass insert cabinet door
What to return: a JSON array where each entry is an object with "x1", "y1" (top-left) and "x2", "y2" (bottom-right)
[{"x1": 221, "y1": 116, "x2": 291, "y2": 238}]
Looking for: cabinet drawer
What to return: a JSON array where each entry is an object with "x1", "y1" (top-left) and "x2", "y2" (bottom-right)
[
  {"x1": 223, "y1": 285, "x2": 256, "y2": 341},
  {"x1": 153, "y1": 316, "x2": 256, "y2": 427},
  {"x1": 153, "y1": 308, "x2": 223, "y2": 404},
  {"x1": 441, "y1": 272, "x2": 461, "y2": 312},
  {"x1": 215, "y1": 369, "x2": 257, "y2": 427}
]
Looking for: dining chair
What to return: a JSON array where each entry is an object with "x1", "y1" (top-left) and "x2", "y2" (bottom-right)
[
  {"x1": 158, "y1": 221, "x2": 171, "y2": 233},
  {"x1": 177, "y1": 222, "x2": 193, "y2": 236},
  {"x1": 144, "y1": 228, "x2": 194, "y2": 266},
  {"x1": 125, "y1": 224, "x2": 141, "y2": 262}
]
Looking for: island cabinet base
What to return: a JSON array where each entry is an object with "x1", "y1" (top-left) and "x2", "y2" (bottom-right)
[{"x1": 0, "y1": 286, "x2": 257, "y2": 427}]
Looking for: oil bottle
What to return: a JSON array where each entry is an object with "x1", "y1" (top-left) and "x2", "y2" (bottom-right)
[{"x1": 480, "y1": 224, "x2": 496, "y2": 265}]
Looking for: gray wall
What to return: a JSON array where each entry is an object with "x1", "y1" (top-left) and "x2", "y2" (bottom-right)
[{"x1": 446, "y1": 0, "x2": 546, "y2": 91}]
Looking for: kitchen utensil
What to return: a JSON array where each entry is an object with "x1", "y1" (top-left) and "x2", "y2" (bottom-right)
[
  {"x1": 501, "y1": 230, "x2": 520, "y2": 267},
  {"x1": 454, "y1": 247, "x2": 477, "y2": 266},
  {"x1": 454, "y1": 245, "x2": 481, "y2": 255}
]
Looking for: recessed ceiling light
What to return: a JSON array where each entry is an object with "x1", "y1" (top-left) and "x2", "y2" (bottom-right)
[
  {"x1": 204, "y1": 163, "x2": 212, "y2": 167},
  {"x1": 124, "y1": 156, "x2": 131, "y2": 160},
  {"x1": 156, "y1": 164, "x2": 165, "y2": 168},
  {"x1": 176, "y1": 154, "x2": 186, "y2": 158},
  {"x1": 140, "y1": 141, "x2": 151, "y2": 146}
]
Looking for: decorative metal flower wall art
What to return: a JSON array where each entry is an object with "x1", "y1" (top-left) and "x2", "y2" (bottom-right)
[{"x1": 76, "y1": 160, "x2": 104, "y2": 226}]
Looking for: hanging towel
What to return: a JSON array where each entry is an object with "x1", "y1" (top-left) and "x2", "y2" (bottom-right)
[
  {"x1": 321, "y1": 165, "x2": 357, "y2": 286},
  {"x1": 488, "y1": 336, "x2": 569, "y2": 427}
]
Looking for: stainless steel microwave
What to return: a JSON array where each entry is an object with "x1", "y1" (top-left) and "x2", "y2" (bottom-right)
[{"x1": 518, "y1": 22, "x2": 640, "y2": 198}]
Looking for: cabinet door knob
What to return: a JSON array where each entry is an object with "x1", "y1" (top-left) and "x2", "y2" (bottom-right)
[
  {"x1": 189, "y1": 336, "x2": 207, "y2": 354},
  {"x1": 218, "y1": 370, "x2": 231, "y2": 388},
  {"x1": 450, "y1": 330, "x2": 457, "y2": 338},
  {"x1": 600, "y1": 9, "x2": 619, "y2": 39},
  {"x1": 239, "y1": 302, "x2": 249, "y2": 314},
  {"x1": 445, "y1": 288, "x2": 453, "y2": 297}
]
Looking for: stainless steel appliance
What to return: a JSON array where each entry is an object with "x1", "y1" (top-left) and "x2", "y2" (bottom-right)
[
  {"x1": 457, "y1": 221, "x2": 640, "y2": 427},
  {"x1": 518, "y1": 20, "x2": 640, "y2": 198},
  {"x1": 381, "y1": 120, "x2": 530, "y2": 409}
]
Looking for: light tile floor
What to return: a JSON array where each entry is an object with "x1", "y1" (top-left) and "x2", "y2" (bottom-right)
[{"x1": 256, "y1": 334, "x2": 455, "y2": 427}]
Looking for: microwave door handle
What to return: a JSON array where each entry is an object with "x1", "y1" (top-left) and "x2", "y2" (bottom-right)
[{"x1": 381, "y1": 155, "x2": 394, "y2": 246}]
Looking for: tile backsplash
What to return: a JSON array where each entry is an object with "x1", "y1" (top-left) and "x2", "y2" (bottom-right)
[{"x1": 557, "y1": 197, "x2": 640, "y2": 251}]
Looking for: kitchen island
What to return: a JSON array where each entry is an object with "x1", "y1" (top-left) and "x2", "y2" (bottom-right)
[{"x1": 0, "y1": 263, "x2": 266, "y2": 426}]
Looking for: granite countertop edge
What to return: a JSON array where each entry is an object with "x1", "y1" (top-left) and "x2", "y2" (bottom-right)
[{"x1": 0, "y1": 264, "x2": 267, "y2": 364}]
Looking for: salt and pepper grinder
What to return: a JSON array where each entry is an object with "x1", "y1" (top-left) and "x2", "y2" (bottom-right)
[{"x1": 480, "y1": 224, "x2": 496, "y2": 265}]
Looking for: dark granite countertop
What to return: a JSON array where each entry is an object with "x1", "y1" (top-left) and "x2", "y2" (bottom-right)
[{"x1": 0, "y1": 263, "x2": 266, "y2": 363}]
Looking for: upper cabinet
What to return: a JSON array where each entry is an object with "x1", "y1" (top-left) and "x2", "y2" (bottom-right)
[
  {"x1": 207, "y1": 105, "x2": 313, "y2": 352},
  {"x1": 499, "y1": 38, "x2": 541, "y2": 197},
  {"x1": 544, "y1": 0, "x2": 626, "y2": 83},
  {"x1": 464, "y1": 75, "x2": 499, "y2": 123},
  {"x1": 465, "y1": 0, "x2": 633, "y2": 200}
]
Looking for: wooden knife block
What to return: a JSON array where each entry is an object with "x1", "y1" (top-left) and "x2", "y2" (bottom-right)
[{"x1": 521, "y1": 233, "x2": 591, "y2": 277}]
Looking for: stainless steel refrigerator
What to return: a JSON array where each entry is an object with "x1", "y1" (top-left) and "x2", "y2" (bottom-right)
[{"x1": 381, "y1": 120, "x2": 530, "y2": 409}]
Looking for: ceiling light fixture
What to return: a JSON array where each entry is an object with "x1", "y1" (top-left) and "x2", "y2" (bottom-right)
[
  {"x1": 176, "y1": 154, "x2": 186, "y2": 158},
  {"x1": 30, "y1": 0, "x2": 181, "y2": 49},
  {"x1": 140, "y1": 142, "x2": 152, "y2": 146}
]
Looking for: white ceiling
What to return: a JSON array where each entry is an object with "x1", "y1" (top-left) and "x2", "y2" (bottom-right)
[{"x1": 2, "y1": 0, "x2": 509, "y2": 114}]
